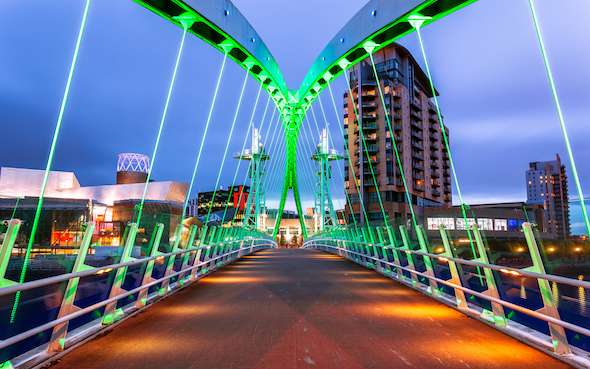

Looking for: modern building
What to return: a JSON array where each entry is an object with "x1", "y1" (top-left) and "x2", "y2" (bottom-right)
[
  {"x1": 422, "y1": 202, "x2": 555, "y2": 240},
  {"x1": 195, "y1": 185, "x2": 250, "y2": 221},
  {"x1": 526, "y1": 154, "x2": 570, "y2": 239},
  {"x1": 344, "y1": 43, "x2": 451, "y2": 225},
  {"x1": 0, "y1": 154, "x2": 189, "y2": 247}
]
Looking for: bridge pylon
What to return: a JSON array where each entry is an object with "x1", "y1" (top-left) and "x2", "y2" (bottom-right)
[
  {"x1": 312, "y1": 126, "x2": 343, "y2": 232},
  {"x1": 234, "y1": 127, "x2": 268, "y2": 231}
]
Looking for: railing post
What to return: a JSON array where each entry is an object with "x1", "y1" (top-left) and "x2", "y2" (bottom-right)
[
  {"x1": 471, "y1": 225, "x2": 507, "y2": 327},
  {"x1": 102, "y1": 222, "x2": 138, "y2": 325},
  {"x1": 179, "y1": 225, "x2": 199, "y2": 283},
  {"x1": 523, "y1": 222, "x2": 571, "y2": 354},
  {"x1": 399, "y1": 226, "x2": 419, "y2": 286},
  {"x1": 416, "y1": 225, "x2": 440, "y2": 297},
  {"x1": 0, "y1": 219, "x2": 21, "y2": 288},
  {"x1": 135, "y1": 223, "x2": 164, "y2": 308},
  {"x1": 439, "y1": 226, "x2": 467, "y2": 309},
  {"x1": 159, "y1": 225, "x2": 184, "y2": 296},
  {"x1": 47, "y1": 222, "x2": 96, "y2": 352}
]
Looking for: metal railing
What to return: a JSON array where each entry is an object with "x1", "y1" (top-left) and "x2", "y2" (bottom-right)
[
  {"x1": 0, "y1": 219, "x2": 276, "y2": 366},
  {"x1": 302, "y1": 222, "x2": 590, "y2": 365}
]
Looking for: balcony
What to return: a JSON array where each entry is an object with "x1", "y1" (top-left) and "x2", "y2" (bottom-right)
[
  {"x1": 429, "y1": 123, "x2": 438, "y2": 132},
  {"x1": 443, "y1": 170, "x2": 451, "y2": 177},
  {"x1": 363, "y1": 113, "x2": 378, "y2": 120},
  {"x1": 443, "y1": 152, "x2": 450, "y2": 160},
  {"x1": 413, "y1": 183, "x2": 426, "y2": 192},
  {"x1": 443, "y1": 178, "x2": 451, "y2": 185},
  {"x1": 431, "y1": 170, "x2": 440, "y2": 178},
  {"x1": 393, "y1": 113, "x2": 402, "y2": 121},
  {"x1": 428, "y1": 104, "x2": 437, "y2": 114},
  {"x1": 413, "y1": 172, "x2": 425, "y2": 180},
  {"x1": 363, "y1": 122, "x2": 378, "y2": 131},
  {"x1": 430, "y1": 142, "x2": 439, "y2": 151},
  {"x1": 431, "y1": 180, "x2": 440, "y2": 188},
  {"x1": 410, "y1": 120, "x2": 423, "y2": 131},
  {"x1": 431, "y1": 162, "x2": 439, "y2": 169},
  {"x1": 432, "y1": 190, "x2": 441, "y2": 197},
  {"x1": 444, "y1": 194, "x2": 451, "y2": 202},
  {"x1": 395, "y1": 179, "x2": 405, "y2": 187},
  {"x1": 362, "y1": 101, "x2": 378, "y2": 109},
  {"x1": 411, "y1": 131, "x2": 423, "y2": 141},
  {"x1": 363, "y1": 169, "x2": 380, "y2": 176},
  {"x1": 361, "y1": 91, "x2": 377, "y2": 98},
  {"x1": 429, "y1": 114, "x2": 438, "y2": 123},
  {"x1": 411, "y1": 141, "x2": 424, "y2": 151},
  {"x1": 393, "y1": 123, "x2": 402, "y2": 131},
  {"x1": 410, "y1": 99, "x2": 423, "y2": 111},
  {"x1": 410, "y1": 111, "x2": 423, "y2": 121},
  {"x1": 412, "y1": 152, "x2": 424, "y2": 161},
  {"x1": 443, "y1": 186, "x2": 452, "y2": 193},
  {"x1": 393, "y1": 102, "x2": 402, "y2": 110},
  {"x1": 429, "y1": 133, "x2": 439, "y2": 142},
  {"x1": 443, "y1": 161, "x2": 450, "y2": 169},
  {"x1": 364, "y1": 179, "x2": 380, "y2": 187},
  {"x1": 430, "y1": 151, "x2": 439, "y2": 160},
  {"x1": 412, "y1": 162, "x2": 425, "y2": 171}
]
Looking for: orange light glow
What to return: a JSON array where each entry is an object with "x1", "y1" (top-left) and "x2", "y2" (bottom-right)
[{"x1": 438, "y1": 257, "x2": 448, "y2": 262}]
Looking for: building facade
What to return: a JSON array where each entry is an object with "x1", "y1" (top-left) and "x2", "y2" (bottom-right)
[
  {"x1": 526, "y1": 154, "x2": 570, "y2": 239},
  {"x1": 196, "y1": 185, "x2": 250, "y2": 220},
  {"x1": 344, "y1": 43, "x2": 451, "y2": 225}
]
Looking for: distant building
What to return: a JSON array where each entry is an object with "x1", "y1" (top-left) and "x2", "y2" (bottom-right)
[
  {"x1": 185, "y1": 198, "x2": 198, "y2": 217},
  {"x1": 423, "y1": 202, "x2": 555, "y2": 240},
  {"x1": 526, "y1": 154, "x2": 570, "y2": 239},
  {"x1": 0, "y1": 162, "x2": 188, "y2": 247},
  {"x1": 196, "y1": 185, "x2": 250, "y2": 220},
  {"x1": 344, "y1": 42, "x2": 451, "y2": 225}
]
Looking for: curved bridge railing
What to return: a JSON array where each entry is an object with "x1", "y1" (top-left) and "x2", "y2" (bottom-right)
[
  {"x1": 0, "y1": 220, "x2": 276, "y2": 368},
  {"x1": 303, "y1": 222, "x2": 590, "y2": 368}
]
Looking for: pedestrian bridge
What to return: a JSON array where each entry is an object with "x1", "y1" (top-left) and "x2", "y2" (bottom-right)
[{"x1": 1, "y1": 0, "x2": 590, "y2": 367}]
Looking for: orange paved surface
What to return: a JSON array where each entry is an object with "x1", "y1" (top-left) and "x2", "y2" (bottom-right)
[{"x1": 53, "y1": 249, "x2": 573, "y2": 369}]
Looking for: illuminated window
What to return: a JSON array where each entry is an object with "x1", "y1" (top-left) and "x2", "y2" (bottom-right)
[
  {"x1": 528, "y1": 181, "x2": 531, "y2": 184},
  {"x1": 427, "y1": 217, "x2": 455, "y2": 230},
  {"x1": 478, "y1": 218, "x2": 493, "y2": 231},
  {"x1": 456, "y1": 218, "x2": 476, "y2": 230},
  {"x1": 494, "y1": 219, "x2": 507, "y2": 231}
]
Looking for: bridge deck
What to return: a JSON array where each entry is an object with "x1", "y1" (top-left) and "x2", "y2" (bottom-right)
[{"x1": 52, "y1": 249, "x2": 572, "y2": 369}]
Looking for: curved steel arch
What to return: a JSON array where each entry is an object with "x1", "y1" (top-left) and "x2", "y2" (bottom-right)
[{"x1": 133, "y1": 0, "x2": 476, "y2": 237}]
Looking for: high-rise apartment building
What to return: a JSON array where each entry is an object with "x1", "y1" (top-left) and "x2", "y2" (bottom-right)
[
  {"x1": 526, "y1": 154, "x2": 570, "y2": 239},
  {"x1": 343, "y1": 43, "x2": 451, "y2": 224}
]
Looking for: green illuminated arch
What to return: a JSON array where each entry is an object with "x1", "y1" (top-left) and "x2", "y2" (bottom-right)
[{"x1": 134, "y1": 0, "x2": 476, "y2": 237}]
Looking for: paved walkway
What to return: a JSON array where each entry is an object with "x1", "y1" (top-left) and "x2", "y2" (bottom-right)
[{"x1": 53, "y1": 249, "x2": 572, "y2": 368}]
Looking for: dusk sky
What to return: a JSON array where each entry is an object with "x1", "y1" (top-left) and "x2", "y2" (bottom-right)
[{"x1": 1, "y1": 1, "x2": 588, "y2": 234}]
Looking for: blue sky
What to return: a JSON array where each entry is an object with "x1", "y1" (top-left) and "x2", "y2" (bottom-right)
[{"x1": 1, "y1": 0, "x2": 588, "y2": 234}]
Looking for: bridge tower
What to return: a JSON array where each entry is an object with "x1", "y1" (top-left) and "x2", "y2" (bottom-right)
[
  {"x1": 234, "y1": 127, "x2": 268, "y2": 230},
  {"x1": 312, "y1": 126, "x2": 343, "y2": 232}
]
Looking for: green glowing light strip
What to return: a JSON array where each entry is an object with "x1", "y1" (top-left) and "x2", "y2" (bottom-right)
[
  {"x1": 205, "y1": 67, "x2": 250, "y2": 224},
  {"x1": 182, "y1": 52, "x2": 228, "y2": 221},
  {"x1": 222, "y1": 86, "x2": 266, "y2": 221},
  {"x1": 10, "y1": 197, "x2": 20, "y2": 221},
  {"x1": 295, "y1": 137, "x2": 315, "y2": 211},
  {"x1": 362, "y1": 56, "x2": 417, "y2": 230},
  {"x1": 137, "y1": 26, "x2": 189, "y2": 224},
  {"x1": 339, "y1": 74, "x2": 388, "y2": 225},
  {"x1": 529, "y1": 0, "x2": 590, "y2": 237},
  {"x1": 304, "y1": 109, "x2": 348, "y2": 227},
  {"x1": 11, "y1": 0, "x2": 92, "y2": 324},
  {"x1": 301, "y1": 115, "x2": 348, "y2": 228},
  {"x1": 410, "y1": 27, "x2": 480, "y2": 260},
  {"x1": 322, "y1": 89, "x2": 358, "y2": 228},
  {"x1": 298, "y1": 120, "x2": 324, "y2": 211},
  {"x1": 312, "y1": 98, "x2": 368, "y2": 225},
  {"x1": 266, "y1": 132, "x2": 289, "y2": 210}
]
